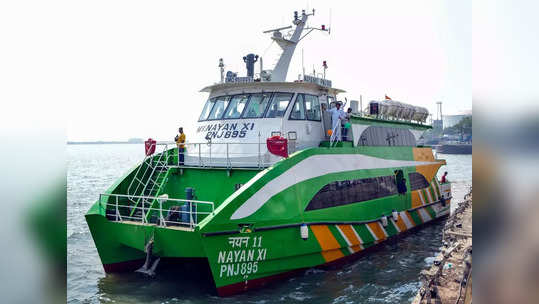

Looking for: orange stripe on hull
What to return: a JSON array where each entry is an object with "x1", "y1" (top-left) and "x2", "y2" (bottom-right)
[
  {"x1": 337, "y1": 225, "x2": 361, "y2": 246},
  {"x1": 321, "y1": 249, "x2": 345, "y2": 262},
  {"x1": 350, "y1": 244, "x2": 362, "y2": 253},
  {"x1": 394, "y1": 216, "x2": 408, "y2": 232},
  {"x1": 412, "y1": 147, "x2": 435, "y2": 162},
  {"x1": 411, "y1": 191, "x2": 423, "y2": 208},
  {"x1": 367, "y1": 222, "x2": 387, "y2": 240},
  {"x1": 311, "y1": 225, "x2": 345, "y2": 262}
]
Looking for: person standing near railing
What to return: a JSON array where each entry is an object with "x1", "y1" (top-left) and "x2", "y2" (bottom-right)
[
  {"x1": 342, "y1": 107, "x2": 352, "y2": 141},
  {"x1": 175, "y1": 127, "x2": 186, "y2": 165},
  {"x1": 328, "y1": 102, "x2": 346, "y2": 141},
  {"x1": 440, "y1": 171, "x2": 449, "y2": 184}
]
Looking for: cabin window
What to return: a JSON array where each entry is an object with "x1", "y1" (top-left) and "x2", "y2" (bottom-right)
[
  {"x1": 328, "y1": 96, "x2": 336, "y2": 107},
  {"x1": 242, "y1": 93, "x2": 272, "y2": 118},
  {"x1": 304, "y1": 94, "x2": 321, "y2": 121},
  {"x1": 265, "y1": 93, "x2": 293, "y2": 118},
  {"x1": 305, "y1": 175, "x2": 398, "y2": 211},
  {"x1": 289, "y1": 94, "x2": 321, "y2": 121},
  {"x1": 207, "y1": 96, "x2": 230, "y2": 120},
  {"x1": 223, "y1": 94, "x2": 249, "y2": 119},
  {"x1": 289, "y1": 94, "x2": 306, "y2": 120},
  {"x1": 408, "y1": 172, "x2": 430, "y2": 190},
  {"x1": 198, "y1": 98, "x2": 216, "y2": 121}
]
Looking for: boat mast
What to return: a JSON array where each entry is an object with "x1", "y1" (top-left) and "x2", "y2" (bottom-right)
[{"x1": 266, "y1": 10, "x2": 313, "y2": 82}]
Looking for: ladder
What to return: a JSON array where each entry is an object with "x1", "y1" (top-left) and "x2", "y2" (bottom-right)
[{"x1": 126, "y1": 148, "x2": 169, "y2": 220}]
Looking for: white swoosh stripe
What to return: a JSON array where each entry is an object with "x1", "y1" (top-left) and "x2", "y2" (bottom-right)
[{"x1": 230, "y1": 153, "x2": 439, "y2": 220}]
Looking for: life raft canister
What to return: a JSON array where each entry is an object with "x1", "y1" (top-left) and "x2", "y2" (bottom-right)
[
  {"x1": 145, "y1": 138, "x2": 157, "y2": 156},
  {"x1": 266, "y1": 135, "x2": 288, "y2": 158}
]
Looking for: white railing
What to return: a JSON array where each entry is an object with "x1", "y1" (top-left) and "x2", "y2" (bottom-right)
[
  {"x1": 161, "y1": 141, "x2": 278, "y2": 168},
  {"x1": 100, "y1": 193, "x2": 215, "y2": 230},
  {"x1": 329, "y1": 119, "x2": 342, "y2": 147},
  {"x1": 328, "y1": 120, "x2": 354, "y2": 147}
]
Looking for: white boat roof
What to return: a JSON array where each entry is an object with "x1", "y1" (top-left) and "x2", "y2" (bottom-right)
[{"x1": 200, "y1": 81, "x2": 346, "y2": 96}]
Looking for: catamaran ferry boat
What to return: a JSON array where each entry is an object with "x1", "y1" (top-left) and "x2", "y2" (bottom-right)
[{"x1": 86, "y1": 9, "x2": 452, "y2": 296}]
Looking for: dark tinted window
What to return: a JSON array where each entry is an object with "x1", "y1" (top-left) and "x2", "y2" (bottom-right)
[
  {"x1": 305, "y1": 176, "x2": 398, "y2": 211},
  {"x1": 408, "y1": 172, "x2": 429, "y2": 190}
]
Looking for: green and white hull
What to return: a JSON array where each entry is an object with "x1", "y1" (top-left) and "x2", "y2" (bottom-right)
[{"x1": 86, "y1": 145, "x2": 451, "y2": 295}]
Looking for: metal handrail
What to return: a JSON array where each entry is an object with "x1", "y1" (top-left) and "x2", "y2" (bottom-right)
[
  {"x1": 100, "y1": 193, "x2": 214, "y2": 229},
  {"x1": 126, "y1": 144, "x2": 170, "y2": 219},
  {"x1": 159, "y1": 141, "x2": 277, "y2": 168},
  {"x1": 127, "y1": 143, "x2": 169, "y2": 200},
  {"x1": 329, "y1": 118, "x2": 342, "y2": 147}
]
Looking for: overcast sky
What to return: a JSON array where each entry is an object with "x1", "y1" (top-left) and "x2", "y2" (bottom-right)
[{"x1": 58, "y1": 0, "x2": 470, "y2": 141}]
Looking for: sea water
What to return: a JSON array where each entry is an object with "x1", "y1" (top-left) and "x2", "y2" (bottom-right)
[{"x1": 67, "y1": 144, "x2": 471, "y2": 303}]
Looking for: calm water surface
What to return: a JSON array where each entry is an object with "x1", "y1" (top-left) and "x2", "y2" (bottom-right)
[{"x1": 67, "y1": 144, "x2": 471, "y2": 304}]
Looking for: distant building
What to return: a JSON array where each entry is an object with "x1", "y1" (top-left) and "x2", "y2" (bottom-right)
[
  {"x1": 432, "y1": 119, "x2": 443, "y2": 132},
  {"x1": 443, "y1": 109, "x2": 472, "y2": 128}
]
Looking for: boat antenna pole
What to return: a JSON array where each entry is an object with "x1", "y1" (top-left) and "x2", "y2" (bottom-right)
[
  {"x1": 302, "y1": 48, "x2": 305, "y2": 78},
  {"x1": 219, "y1": 58, "x2": 225, "y2": 84}
]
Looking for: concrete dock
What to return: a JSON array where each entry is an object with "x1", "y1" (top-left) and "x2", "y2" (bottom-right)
[{"x1": 412, "y1": 189, "x2": 472, "y2": 304}]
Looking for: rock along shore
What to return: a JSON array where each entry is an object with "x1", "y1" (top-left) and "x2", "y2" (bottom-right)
[{"x1": 412, "y1": 188, "x2": 472, "y2": 304}]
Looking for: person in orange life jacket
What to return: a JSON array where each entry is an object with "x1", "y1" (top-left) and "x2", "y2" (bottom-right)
[
  {"x1": 175, "y1": 127, "x2": 186, "y2": 165},
  {"x1": 441, "y1": 171, "x2": 448, "y2": 183}
]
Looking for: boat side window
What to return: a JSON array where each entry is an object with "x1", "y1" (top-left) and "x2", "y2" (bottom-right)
[
  {"x1": 408, "y1": 172, "x2": 430, "y2": 190},
  {"x1": 328, "y1": 96, "x2": 336, "y2": 108},
  {"x1": 242, "y1": 93, "x2": 272, "y2": 118},
  {"x1": 304, "y1": 94, "x2": 321, "y2": 121},
  {"x1": 289, "y1": 94, "x2": 306, "y2": 120},
  {"x1": 223, "y1": 94, "x2": 249, "y2": 119},
  {"x1": 207, "y1": 96, "x2": 230, "y2": 120},
  {"x1": 198, "y1": 98, "x2": 216, "y2": 121},
  {"x1": 265, "y1": 93, "x2": 293, "y2": 118},
  {"x1": 305, "y1": 175, "x2": 398, "y2": 211}
]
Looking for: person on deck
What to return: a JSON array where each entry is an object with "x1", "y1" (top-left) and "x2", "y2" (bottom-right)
[
  {"x1": 328, "y1": 102, "x2": 346, "y2": 141},
  {"x1": 342, "y1": 108, "x2": 352, "y2": 141},
  {"x1": 175, "y1": 127, "x2": 186, "y2": 165},
  {"x1": 441, "y1": 171, "x2": 448, "y2": 183},
  {"x1": 394, "y1": 169, "x2": 407, "y2": 195}
]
